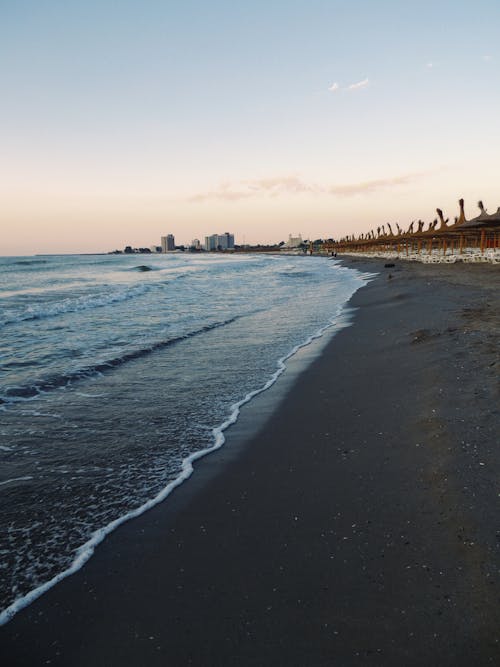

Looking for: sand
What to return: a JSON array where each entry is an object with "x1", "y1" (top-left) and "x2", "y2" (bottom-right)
[{"x1": 1, "y1": 258, "x2": 499, "y2": 666}]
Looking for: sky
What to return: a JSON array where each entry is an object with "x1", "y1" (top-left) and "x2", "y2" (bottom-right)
[{"x1": 1, "y1": 0, "x2": 499, "y2": 254}]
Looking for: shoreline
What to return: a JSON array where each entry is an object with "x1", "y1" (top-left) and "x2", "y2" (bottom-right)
[
  {"x1": 0, "y1": 259, "x2": 369, "y2": 626},
  {"x1": 1, "y1": 258, "x2": 499, "y2": 665}
]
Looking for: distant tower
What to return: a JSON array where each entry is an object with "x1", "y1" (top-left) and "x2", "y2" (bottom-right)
[
  {"x1": 161, "y1": 234, "x2": 175, "y2": 252},
  {"x1": 285, "y1": 233, "x2": 303, "y2": 248}
]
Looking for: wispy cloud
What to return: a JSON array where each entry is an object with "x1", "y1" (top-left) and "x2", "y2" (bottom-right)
[
  {"x1": 347, "y1": 77, "x2": 369, "y2": 90},
  {"x1": 245, "y1": 175, "x2": 316, "y2": 194},
  {"x1": 328, "y1": 173, "x2": 421, "y2": 196},
  {"x1": 482, "y1": 54, "x2": 492, "y2": 61},
  {"x1": 189, "y1": 171, "x2": 425, "y2": 202},
  {"x1": 188, "y1": 185, "x2": 254, "y2": 203},
  {"x1": 189, "y1": 176, "x2": 316, "y2": 202},
  {"x1": 329, "y1": 78, "x2": 370, "y2": 93},
  {"x1": 426, "y1": 62, "x2": 434, "y2": 68}
]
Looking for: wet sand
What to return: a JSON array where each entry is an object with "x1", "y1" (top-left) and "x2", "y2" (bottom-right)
[{"x1": 1, "y1": 258, "x2": 499, "y2": 666}]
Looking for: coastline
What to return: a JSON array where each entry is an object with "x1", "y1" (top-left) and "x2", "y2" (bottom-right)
[
  {"x1": 1, "y1": 258, "x2": 499, "y2": 666},
  {"x1": 0, "y1": 258, "x2": 368, "y2": 627}
]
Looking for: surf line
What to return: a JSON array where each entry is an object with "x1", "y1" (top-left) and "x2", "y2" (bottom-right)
[{"x1": 0, "y1": 277, "x2": 369, "y2": 626}]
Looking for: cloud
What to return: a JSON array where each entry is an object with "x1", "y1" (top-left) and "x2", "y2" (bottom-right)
[
  {"x1": 348, "y1": 78, "x2": 369, "y2": 90},
  {"x1": 482, "y1": 54, "x2": 492, "y2": 61},
  {"x1": 189, "y1": 176, "x2": 316, "y2": 202},
  {"x1": 328, "y1": 78, "x2": 369, "y2": 92},
  {"x1": 189, "y1": 171, "x2": 425, "y2": 202},
  {"x1": 245, "y1": 175, "x2": 316, "y2": 194},
  {"x1": 328, "y1": 173, "x2": 422, "y2": 196},
  {"x1": 426, "y1": 62, "x2": 434, "y2": 68},
  {"x1": 188, "y1": 189, "x2": 254, "y2": 203}
]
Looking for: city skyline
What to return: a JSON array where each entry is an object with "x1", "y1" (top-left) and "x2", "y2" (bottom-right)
[{"x1": 1, "y1": 1, "x2": 499, "y2": 255}]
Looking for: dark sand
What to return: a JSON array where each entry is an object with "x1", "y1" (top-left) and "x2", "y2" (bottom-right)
[{"x1": 1, "y1": 258, "x2": 499, "y2": 666}]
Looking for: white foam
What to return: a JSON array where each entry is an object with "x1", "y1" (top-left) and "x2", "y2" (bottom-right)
[
  {"x1": 0, "y1": 476, "x2": 33, "y2": 487},
  {"x1": 19, "y1": 410, "x2": 62, "y2": 418},
  {"x1": 0, "y1": 269, "x2": 370, "y2": 627},
  {"x1": 0, "y1": 282, "x2": 153, "y2": 327}
]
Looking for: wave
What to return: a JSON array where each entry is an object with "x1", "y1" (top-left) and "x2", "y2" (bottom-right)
[
  {"x1": 11, "y1": 260, "x2": 49, "y2": 266},
  {"x1": 0, "y1": 317, "x2": 239, "y2": 405},
  {"x1": 0, "y1": 476, "x2": 33, "y2": 487},
  {"x1": 130, "y1": 265, "x2": 157, "y2": 272},
  {"x1": 279, "y1": 270, "x2": 314, "y2": 278},
  {"x1": 0, "y1": 283, "x2": 155, "y2": 327}
]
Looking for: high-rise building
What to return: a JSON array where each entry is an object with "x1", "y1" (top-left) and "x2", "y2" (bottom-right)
[
  {"x1": 161, "y1": 234, "x2": 175, "y2": 252},
  {"x1": 218, "y1": 232, "x2": 234, "y2": 250},
  {"x1": 204, "y1": 235, "x2": 216, "y2": 251},
  {"x1": 205, "y1": 232, "x2": 235, "y2": 251}
]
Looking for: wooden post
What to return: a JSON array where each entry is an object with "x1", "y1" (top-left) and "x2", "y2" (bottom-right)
[{"x1": 480, "y1": 229, "x2": 486, "y2": 255}]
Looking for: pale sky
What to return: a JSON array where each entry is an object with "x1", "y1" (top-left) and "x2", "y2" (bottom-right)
[{"x1": 1, "y1": 0, "x2": 499, "y2": 254}]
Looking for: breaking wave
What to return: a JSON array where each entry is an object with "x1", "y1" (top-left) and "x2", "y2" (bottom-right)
[
  {"x1": 0, "y1": 283, "x2": 156, "y2": 327},
  {"x1": 0, "y1": 316, "x2": 240, "y2": 405}
]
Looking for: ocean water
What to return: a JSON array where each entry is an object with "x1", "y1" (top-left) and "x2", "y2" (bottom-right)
[{"x1": 0, "y1": 252, "x2": 369, "y2": 622}]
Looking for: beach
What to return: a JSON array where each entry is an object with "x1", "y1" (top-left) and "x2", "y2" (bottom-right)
[{"x1": 1, "y1": 258, "x2": 499, "y2": 666}]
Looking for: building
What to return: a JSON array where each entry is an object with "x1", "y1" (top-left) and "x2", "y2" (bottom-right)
[
  {"x1": 205, "y1": 232, "x2": 235, "y2": 251},
  {"x1": 283, "y1": 233, "x2": 303, "y2": 249},
  {"x1": 219, "y1": 232, "x2": 234, "y2": 250},
  {"x1": 204, "y1": 235, "x2": 217, "y2": 251},
  {"x1": 161, "y1": 234, "x2": 175, "y2": 252}
]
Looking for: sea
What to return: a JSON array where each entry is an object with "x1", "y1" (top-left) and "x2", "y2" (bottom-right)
[{"x1": 0, "y1": 252, "x2": 370, "y2": 623}]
